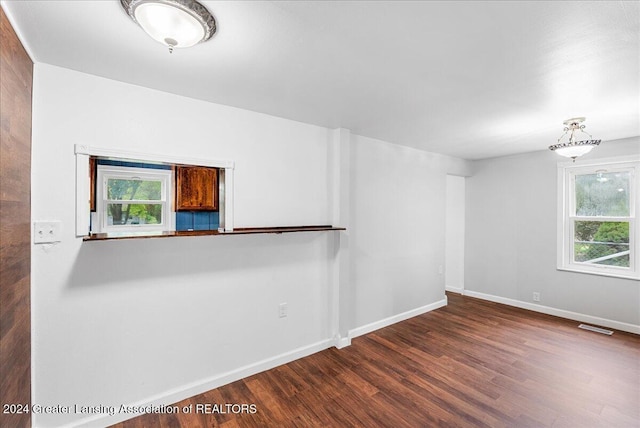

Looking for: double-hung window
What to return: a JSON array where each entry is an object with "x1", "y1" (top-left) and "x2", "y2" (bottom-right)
[
  {"x1": 95, "y1": 165, "x2": 173, "y2": 234},
  {"x1": 558, "y1": 157, "x2": 639, "y2": 280}
]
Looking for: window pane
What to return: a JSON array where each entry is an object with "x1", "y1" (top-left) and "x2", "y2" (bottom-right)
[
  {"x1": 107, "y1": 178, "x2": 162, "y2": 201},
  {"x1": 575, "y1": 171, "x2": 630, "y2": 216},
  {"x1": 107, "y1": 203, "x2": 162, "y2": 225},
  {"x1": 574, "y1": 221, "x2": 629, "y2": 267}
]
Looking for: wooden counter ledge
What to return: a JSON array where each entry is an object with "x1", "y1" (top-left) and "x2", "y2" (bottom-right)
[{"x1": 83, "y1": 225, "x2": 345, "y2": 241}]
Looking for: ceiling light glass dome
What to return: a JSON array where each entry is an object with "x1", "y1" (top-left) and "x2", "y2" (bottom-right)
[
  {"x1": 549, "y1": 117, "x2": 601, "y2": 162},
  {"x1": 121, "y1": 0, "x2": 216, "y2": 53}
]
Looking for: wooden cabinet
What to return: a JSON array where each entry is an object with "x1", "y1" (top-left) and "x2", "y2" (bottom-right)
[
  {"x1": 89, "y1": 157, "x2": 96, "y2": 212},
  {"x1": 176, "y1": 166, "x2": 218, "y2": 211}
]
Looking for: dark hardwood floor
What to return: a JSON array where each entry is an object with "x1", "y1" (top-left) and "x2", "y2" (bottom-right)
[{"x1": 113, "y1": 293, "x2": 640, "y2": 427}]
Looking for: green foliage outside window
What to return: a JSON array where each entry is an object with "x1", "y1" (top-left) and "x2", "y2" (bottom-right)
[
  {"x1": 574, "y1": 171, "x2": 630, "y2": 267},
  {"x1": 575, "y1": 221, "x2": 629, "y2": 267},
  {"x1": 107, "y1": 179, "x2": 162, "y2": 225},
  {"x1": 575, "y1": 171, "x2": 629, "y2": 216}
]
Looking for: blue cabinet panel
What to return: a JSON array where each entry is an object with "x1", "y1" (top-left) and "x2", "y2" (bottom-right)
[{"x1": 175, "y1": 211, "x2": 220, "y2": 231}]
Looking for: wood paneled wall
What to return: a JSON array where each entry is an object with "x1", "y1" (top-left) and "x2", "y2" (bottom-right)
[{"x1": 0, "y1": 6, "x2": 33, "y2": 427}]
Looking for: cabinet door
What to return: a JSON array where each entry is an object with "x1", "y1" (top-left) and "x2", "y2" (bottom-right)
[
  {"x1": 89, "y1": 157, "x2": 96, "y2": 212},
  {"x1": 176, "y1": 166, "x2": 218, "y2": 211}
]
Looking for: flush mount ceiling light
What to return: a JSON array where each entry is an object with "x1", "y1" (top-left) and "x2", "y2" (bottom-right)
[
  {"x1": 549, "y1": 117, "x2": 601, "y2": 162},
  {"x1": 121, "y1": 0, "x2": 216, "y2": 53}
]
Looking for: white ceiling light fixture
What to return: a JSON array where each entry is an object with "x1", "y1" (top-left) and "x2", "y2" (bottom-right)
[
  {"x1": 549, "y1": 117, "x2": 601, "y2": 162},
  {"x1": 120, "y1": 0, "x2": 216, "y2": 53}
]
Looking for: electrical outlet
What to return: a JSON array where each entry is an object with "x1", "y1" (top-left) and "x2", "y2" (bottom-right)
[
  {"x1": 533, "y1": 292, "x2": 541, "y2": 302},
  {"x1": 279, "y1": 303, "x2": 288, "y2": 318},
  {"x1": 34, "y1": 221, "x2": 62, "y2": 244}
]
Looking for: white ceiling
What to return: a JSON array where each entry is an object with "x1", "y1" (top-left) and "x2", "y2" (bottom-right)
[{"x1": 3, "y1": 0, "x2": 639, "y2": 160}]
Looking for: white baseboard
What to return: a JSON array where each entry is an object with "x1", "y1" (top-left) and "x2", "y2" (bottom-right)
[
  {"x1": 69, "y1": 339, "x2": 335, "y2": 428},
  {"x1": 445, "y1": 285, "x2": 464, "y2": 294},
  {"x1": 63, "y1": 298, "x2": 452, "y2": 427},
  {"x1": 334, "y1": 335, "x2": 351, "y2": 349},
  {"x1": 464, "y1": 290, "x2": 640, "y2": 335},
  {"x1": 348, "y1": 297, "x2": 448, "y2": 340}
]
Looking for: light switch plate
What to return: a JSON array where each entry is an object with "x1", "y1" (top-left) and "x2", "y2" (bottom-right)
[{"x1": 34, "y1": 221, "x2": 62, "y2": 244}]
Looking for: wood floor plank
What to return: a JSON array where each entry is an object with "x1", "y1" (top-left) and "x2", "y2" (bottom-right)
[{"x1": 112, "y1": 293, "x2": 640, "y2": 427}]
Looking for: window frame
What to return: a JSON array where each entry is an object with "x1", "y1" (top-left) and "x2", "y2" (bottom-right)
[
  {"x1": 95, "y1": 165, "x2": 174, "y2": 234},
  {"x1": 557, "y1": 155, "x2": 640, "y2": 280},
  {"x1": 75, "y1": 144, "x2": 235, "y2": 237}
]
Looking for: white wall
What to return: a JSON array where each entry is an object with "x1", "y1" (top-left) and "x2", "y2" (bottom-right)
[
  {"x1": 465, "y1": 137, "x2": 640, "y2": 330},
  {"x1": 32, "y1": 61, "x2": 637, "y2": 428},
  {"x1": 30, "y1": 64, "x2": 471, "y2": 427},
  {"x1": 445, "y1": 175, "x2": 465, "y2": 292},
  {"x1": 347, "y1": 135, "x2": 470, "y2": 332},
  {"x1": 31, "y1": 64, "x2": 335, "y2": 427}
]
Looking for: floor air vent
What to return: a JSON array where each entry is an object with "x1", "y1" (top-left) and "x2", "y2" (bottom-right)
[{"x1": 578, "y1": 324, "x2": 613, "y2": 335}]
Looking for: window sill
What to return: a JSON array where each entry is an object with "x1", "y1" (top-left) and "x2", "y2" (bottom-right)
[
  {"x1": 83, "y1": 225, "x2": 346, "y2": 241},
  {"x1": 557, "y1": 266, "x2": 639, "y2": 281}
]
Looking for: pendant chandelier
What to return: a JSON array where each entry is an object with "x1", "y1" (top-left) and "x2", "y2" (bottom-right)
[
  {"x1": 549, "y1": 117, "x2": 601, "y2": 162},
  {"x1": 121, "y1": 0, "x2": 216, "y2": 53}
]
